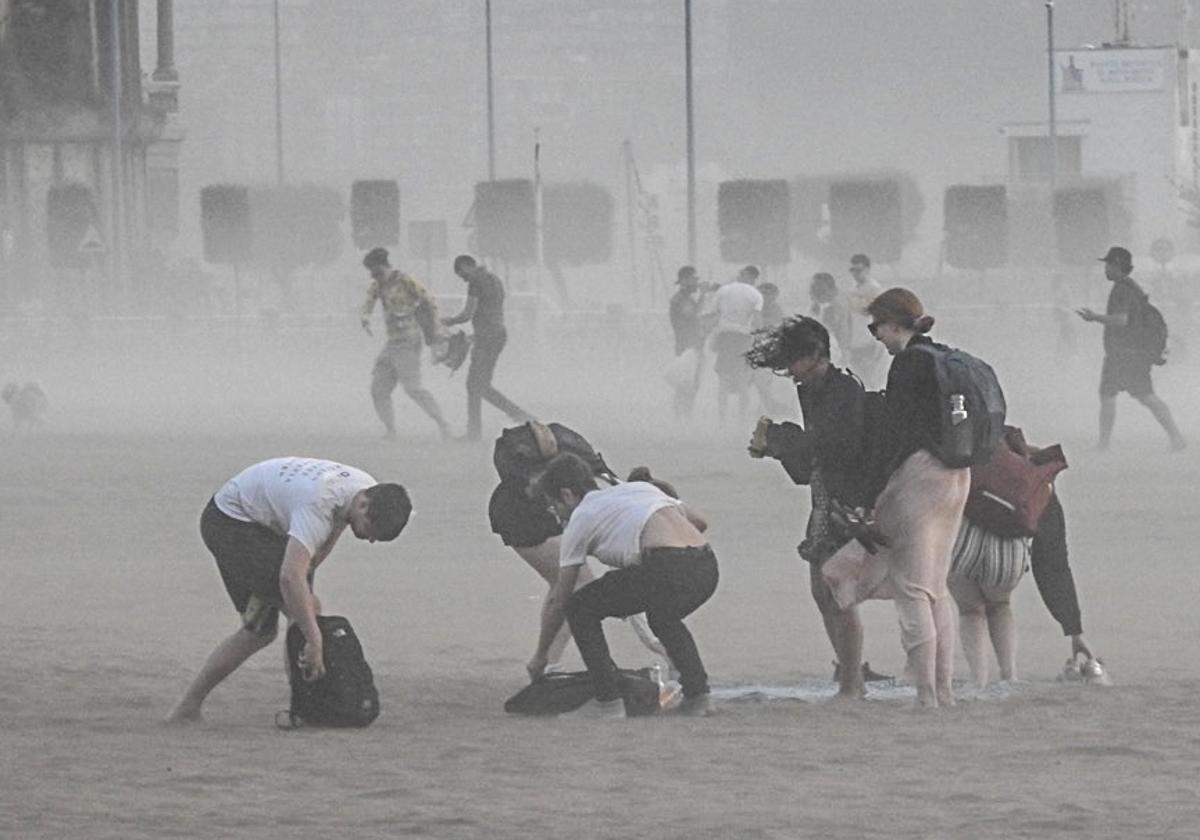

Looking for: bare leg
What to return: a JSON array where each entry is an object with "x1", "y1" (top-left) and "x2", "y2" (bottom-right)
[
  {"x1": 958, "y1": 604, "x2": 990, "y2": 689},
  {"x1": 167, "y1": 626, "x2": 275, "y2": 722},
  {"x1": 933, "y1": 594, "x2": 958, "y2": 706},
  {"x1": 986, "y1": 601, "x2": 1018, "y2": 682},
  {"x1": 515, "y1": 539, "x2": 595, "y2": 666},
  {"x1": 1136, "y1": 394, "x2": 1186, "y2": 448},
  {"x1": 1098, "y1": 395, "x2": 1116, "y2": 450},
  {"x1": 811, "y1": 562, "x2": 863, "y2": 698}
]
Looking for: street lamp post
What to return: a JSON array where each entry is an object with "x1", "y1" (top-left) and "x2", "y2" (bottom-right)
[
  {"x1": 109, "y1": 0, "x2": 124, "y2": 300},
  {"x1": 1046, "y1": 1, "x2": 1057, "y2": 196},
  {"x1": 684, "y1": 0, "x2": 696, "y2": 265},
  {"x1": 273, "y1": 0, "x2": 284, "y2": 185},
  {"x1": 486, "y1": 0, "x2": 496, "y2": 180}
]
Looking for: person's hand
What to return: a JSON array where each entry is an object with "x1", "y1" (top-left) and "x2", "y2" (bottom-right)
[
  {"x1": 300, "y1": 640, "x2": 326, "y2": 682},
  {"x1": 1071, "y1": 634, "x2": 1093, "y2": 661},
  {"x1": 1076, "y1": 307, "x2": 1098, "y2": 323},
  {"x1": 526, "y1": 653, "x2": 548, "y2": 682},
  {"x1": 360, "y1": 318, "x2": 373, "y2": 336}
]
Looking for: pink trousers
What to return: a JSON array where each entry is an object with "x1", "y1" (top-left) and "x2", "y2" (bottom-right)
[{"x1": 823, "y1": 450, "x2": 969, "y2": 697}]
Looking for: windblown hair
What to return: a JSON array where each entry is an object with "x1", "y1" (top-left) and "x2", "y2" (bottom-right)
[
  {"x1": 364, "y1": 483, "x2": 412, "y2": 541},
  {"x1": 867, "y1": 287, "x2": 934, "y2": 334},
  {"x1": 744, "y1": 315, "x2": 830, "y2": 370}
]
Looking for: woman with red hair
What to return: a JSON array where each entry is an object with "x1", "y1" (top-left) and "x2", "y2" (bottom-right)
[{"x1": 823, "y1": 287, "x2": 970, "y2": 707}]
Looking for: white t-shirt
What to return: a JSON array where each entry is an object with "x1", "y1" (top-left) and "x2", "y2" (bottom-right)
[
  {"x1": 847, "y1": 278, "x2": 883, "y2": 349},
  {"x1": 213, "y1": 458, "x2": 376, "y2": 555},
  {"x1": 559, "y1": 482, "x2": 684, "y2": 570},
  {"x1": 713, "y1": 282, "x2": 763, "y2": 334}
]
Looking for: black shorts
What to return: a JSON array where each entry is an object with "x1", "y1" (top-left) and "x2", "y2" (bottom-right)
[
  {"x1": 1099, "y1": 354, "x2": 1153, "y2": 398},
  {"x1": 488, "y1": 481, "x2": 561, "y2": 548},
  {"x1": 200, "y1": 498, "x2": 293, "y2": 637}
]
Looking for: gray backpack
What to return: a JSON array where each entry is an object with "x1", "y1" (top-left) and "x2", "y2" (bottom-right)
[{"x1": 912, "y1": 344, "x2": 1007, "y2": 469}]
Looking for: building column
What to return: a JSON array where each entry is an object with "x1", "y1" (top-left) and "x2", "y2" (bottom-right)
[{"x1": 152, "y1": 0, "x2": 177, "y2": 82}]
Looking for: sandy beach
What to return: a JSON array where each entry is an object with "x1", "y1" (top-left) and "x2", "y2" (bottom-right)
[{"x1": 2, "y1": 311, "x2": 1199, "y2": 839}]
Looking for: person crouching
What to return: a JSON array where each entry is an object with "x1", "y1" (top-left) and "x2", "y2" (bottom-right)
[{"x1": 527, "y1": 453, "x2": 719, "y2": 718}]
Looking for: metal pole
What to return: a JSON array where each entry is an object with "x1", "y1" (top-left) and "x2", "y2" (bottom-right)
[
  {"x1": 621, "y1": 139, "x2": 639, "y2": 301},
  {"x1": 684, "y1": 0, "x2": 696, "y2": 265},
  {"x1": 1047, "y1": 1, "x2": 1057, "y2": 197},
  {"x1": 486, "y1": 0, "x2": 496, "y2": 180},
  {"x1": 274, "y1": 0, "x2": 284, "y2": 185},
  {"x1": 110, "y1": 0, "x2": 124, "y2": 302}
]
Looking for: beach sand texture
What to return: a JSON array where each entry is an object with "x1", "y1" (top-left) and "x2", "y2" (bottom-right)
[{"x1": 2, "y1": 428, "x2": 1198, "y2": 840}]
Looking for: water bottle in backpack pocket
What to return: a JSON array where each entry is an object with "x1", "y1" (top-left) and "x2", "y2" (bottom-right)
[{"x1": 912, "y1": 344, "x2": 1007, "y2": 469}]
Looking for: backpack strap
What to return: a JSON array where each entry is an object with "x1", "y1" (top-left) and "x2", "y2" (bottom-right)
[{"x1": 527, "y1": 421, "x2": 559, "y2": 461}]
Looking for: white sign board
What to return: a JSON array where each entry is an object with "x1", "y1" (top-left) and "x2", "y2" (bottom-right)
[{"x1": 1056, "y1": 48, "x2": 1169, "y2": 94}]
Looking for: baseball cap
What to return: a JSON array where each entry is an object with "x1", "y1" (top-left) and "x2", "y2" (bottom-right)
[{"x1": 1098, "y1": 246, "x2": 1132, "y2": 269}]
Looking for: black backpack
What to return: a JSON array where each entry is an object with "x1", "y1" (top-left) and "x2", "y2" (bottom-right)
[
  {"x1": 503, "y1": 668, "x2": 662, "y2": 717},
  {"x1": 1133, "y1": 292, "x2": 1169, "y2": 366},
  {"x1": 493, "y1": 421, "x2": 614, "y2": 486},
  {"x1": 911, "y1": 344, "x2": 1007, "y2": 469},
  {"x1": 280, "y1": 615, "x2": 380, "y2": 728}
]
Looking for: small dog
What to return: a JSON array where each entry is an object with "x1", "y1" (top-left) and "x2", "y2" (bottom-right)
[{"x1": 2, "y1": 381, "x2": 47, "y2": 433}]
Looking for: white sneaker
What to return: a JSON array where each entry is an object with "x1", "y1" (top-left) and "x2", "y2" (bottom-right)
[{"x1": 563, "y1": 698, "x2": 627, "y2": 719}]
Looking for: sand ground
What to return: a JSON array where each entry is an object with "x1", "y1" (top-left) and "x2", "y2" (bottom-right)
[{"x1": 2, "y1": 309, "x2": 1199, "y2": 839}]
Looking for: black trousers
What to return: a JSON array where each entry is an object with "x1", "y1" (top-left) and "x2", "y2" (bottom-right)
[
  {"x1": 566, "y1": 545, "x2": 719, "y2": 701},
  {"x1": 466, "y1": 328, "x2": 527, "y2": 439}
]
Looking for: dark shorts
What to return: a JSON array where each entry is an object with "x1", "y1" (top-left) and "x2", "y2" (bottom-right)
[
  {"x1": 199, "y1": 498, "x2": 296, "y2": 637},
  {"x1": 712, "y1": 331, "x2": 753, "y2": 387},
  {"x1": 1099, "y1": 353, "x2": 1153, "y2": 398},
  {"x1": 488, "y1": 481, "x2": 562, "y2": 548}
]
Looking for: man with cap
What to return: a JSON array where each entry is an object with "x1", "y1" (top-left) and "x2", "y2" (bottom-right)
[
  {"x1": 360, "y1": 247, "x2": 451, "y2": 440},
  {"x1": 1077, "y1": 246, "x2": 1185, "y2": 451},
  {"x1": 668, "y1": 265, "x2": 709, "y2": 418}
]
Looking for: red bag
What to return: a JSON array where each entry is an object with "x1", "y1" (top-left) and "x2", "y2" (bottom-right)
[{"x1": 965, "y1": 429, "x2": 1067, "y2": 538}]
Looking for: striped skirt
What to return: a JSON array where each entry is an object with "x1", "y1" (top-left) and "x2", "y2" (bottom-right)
[{"x1": 948, "y1": 518, "x2": 1030, "y2": 593}]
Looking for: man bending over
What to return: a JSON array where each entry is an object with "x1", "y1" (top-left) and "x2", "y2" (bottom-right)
[{"x1": 168, "y1": 457, "x2": 410, "y2": 722}]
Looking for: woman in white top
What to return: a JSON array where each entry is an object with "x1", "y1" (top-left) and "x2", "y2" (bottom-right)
[{"x1": 527, "y1": 454, "x2": 718, "y2": 718}]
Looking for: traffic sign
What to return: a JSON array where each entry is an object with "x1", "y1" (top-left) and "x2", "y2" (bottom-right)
[{"x1": 78, "y1": 225, "x2": 106, "y2": 254}]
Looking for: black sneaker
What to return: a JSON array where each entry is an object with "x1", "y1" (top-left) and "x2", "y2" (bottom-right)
[{"x1": 674, "y1": 694, "x2": 714, "y2": 717}]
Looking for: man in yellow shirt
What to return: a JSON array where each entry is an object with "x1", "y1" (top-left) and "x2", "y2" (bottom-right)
[{"x1": 360, "y1": 247, "x2": 451, "y2": 440}]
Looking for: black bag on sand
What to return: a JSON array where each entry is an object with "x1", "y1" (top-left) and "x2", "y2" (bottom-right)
[
  {"x1": 504, "y1": 668, "x2": 660, "y2": 717},
  {"x1": 279, "y1": 615, "x2": 380, "y2": 728}
]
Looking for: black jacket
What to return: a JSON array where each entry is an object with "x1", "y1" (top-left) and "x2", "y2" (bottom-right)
[
  {"x1": 768, "y1": 366, "x2": 871, "y2": 509},
  {"x1": 867, "y1": 333, "x2": 944, "y2": 500}
]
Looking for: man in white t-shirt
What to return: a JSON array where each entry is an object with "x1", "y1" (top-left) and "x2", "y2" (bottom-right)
[
  {"x1": 527, "y1": 453, "x2": 719, "y2": 718},
  {"x1": 845, "y1": 253, "x2": 885, "y2": 387},
  {"x1": 168, "y1": 457, "x2": 411, "y2": 722},
  {"x1": 709, "y1": 265, "x2": 764, "y2": 420}
]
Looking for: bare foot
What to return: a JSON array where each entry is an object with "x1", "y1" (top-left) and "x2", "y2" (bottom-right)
[
  {"x1": 829, "y1": 686, "x2": 866, "y2": 703},
  {"x1": 165, "y1": 703, "x2": 203, "y2": 724}
]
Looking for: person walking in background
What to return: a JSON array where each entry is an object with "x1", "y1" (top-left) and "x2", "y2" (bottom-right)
[
  {"x1": 360, "y1": 248, "x2": 451, "y2": 440},
  {"x1": 443, "y1": 254, "x2": 533, "y2": 441},
  {"x1": 1077, "y1": 246, "x2": 1185, "y2": 451},
  {"x1": 668, "y1": 265, "x2": 709, "y2": 419},
  {"x1": 845, "y1": 254, "x2": 885, "y2": 387},
  {"x1": 709, "y1": 265, "x2": 763, "y2": 421},
  {"x1": 809, "y1": 272, "x2": 853, "y2": 366}
]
